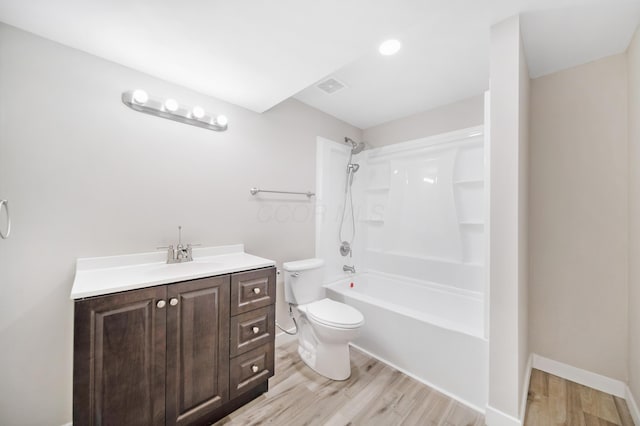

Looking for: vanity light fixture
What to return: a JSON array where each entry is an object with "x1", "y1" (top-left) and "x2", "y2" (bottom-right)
[
  {"x1": 163, "y1": 98, "x2": 179, "y2": 112},
  {"x1": 379, "y1": 39, "x2": 402, "y2": 56},
  {"x1": 215, "y1": 114, "x2": 228, "y2": 127},
  {"x1": 132, "y1": 89, "x2": 149, "y2": 104},
  {"x1": 191, "y1": 106, "x2": 205, "y2": 119},
  {"x1": 121, "y1": 89, "x2": 228, "y2": 132}
]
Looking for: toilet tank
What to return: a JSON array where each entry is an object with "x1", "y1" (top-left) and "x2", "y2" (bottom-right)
[{"x1": 282, "y1": 258, "x2": 325, "y2": 304}]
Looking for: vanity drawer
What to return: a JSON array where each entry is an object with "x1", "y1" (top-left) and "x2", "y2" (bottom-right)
[
  {"x1": 229, "y1": 342, "x2": 274, "y2": 399},
  {"x1": 230, "y1": 305, "x2": 275, "y2": 357},
  {"x1": 230, "y1": 267, "x2": 276, "y2": 315}
]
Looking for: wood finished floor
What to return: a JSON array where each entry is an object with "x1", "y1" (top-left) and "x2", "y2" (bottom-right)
[
  {"x1": 214, "y1": 343, "x2": 637, "y2": 426},
  {"x1": 524, "y1": 369, "x2": 635, "y2": 426},
  {"x1": 213, "y1": 341, "x2": 485, "y2": 426}
]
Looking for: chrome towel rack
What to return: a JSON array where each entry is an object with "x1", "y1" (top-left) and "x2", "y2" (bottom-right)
[
  {"x1": 0, "y1": 200, "x2": 10, "y2": 239},
  {"x1": 250, "y1": 187, "x2": 315, "y2": 198}
]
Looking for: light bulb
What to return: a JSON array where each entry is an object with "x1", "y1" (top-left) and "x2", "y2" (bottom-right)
[
  {"x1": 215, "y1": 115, "x2": 228, "y2": 126},
  {"x1": 164, "y1": 98, "x2": 179, "y2": 112},
  {"x1": 379, "y1": 39, "x2": 401, "y2": 56},
  {"x1": 191, "y1": 106, "x2": 205, "y2": 119},
  {"x1": 132, "y1": 89, "x2": 148, "y2": 104}
]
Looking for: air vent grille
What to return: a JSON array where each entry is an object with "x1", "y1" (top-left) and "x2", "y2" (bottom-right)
[{"x1": 316, "y1": 78, "x2": 347, "y2": 94}]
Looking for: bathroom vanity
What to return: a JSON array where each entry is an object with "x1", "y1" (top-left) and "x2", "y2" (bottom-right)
[{"x1": 70, "y1": 245, "x2": 276, "y2": 426}]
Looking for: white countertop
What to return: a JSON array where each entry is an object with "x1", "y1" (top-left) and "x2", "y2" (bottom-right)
[{"x1": 70, "y1": 244, "x2": 275, "y2": 299}]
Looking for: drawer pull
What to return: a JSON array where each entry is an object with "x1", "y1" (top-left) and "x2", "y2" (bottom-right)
[
  {"x1": 253, "y1": 288, "x2": 261, "y2": 295},
  {"x1": 169, "y1": 298, "x2": 179, "y2": 306},
  {"x1": 156, "y1": 300, "x2": 166, "y2": 309},
  {"x1": 252, "y1": 326, "x2": 260, "y2": 334},
  {"x1": 251, "y1": 364, "x2": 260, "y2": 373}
]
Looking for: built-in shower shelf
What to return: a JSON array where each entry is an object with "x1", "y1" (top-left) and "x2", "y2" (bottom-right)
[
  {"x1": 360, "y1": 218, "x2": 385, "y2": 224},
  {"x1": 459, "y1": 221, "x2": 484, "y2": 226},
  {"x1": 453, "y1": 179, "x2": 484, "y2": 186},
  {"x1": 365, "y1": 186, "x2": 390, "y2": 192}
]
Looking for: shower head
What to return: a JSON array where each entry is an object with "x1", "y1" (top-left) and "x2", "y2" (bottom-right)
[
  {"x1": 351, "y1": 142, "x2": 366, "y2": 154},
  {"x1": 344, "y1": 137, "x2": 366, "y2": 154}
]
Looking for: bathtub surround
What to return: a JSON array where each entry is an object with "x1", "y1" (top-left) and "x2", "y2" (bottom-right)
[
  {"x1": 317, "y1": 128, "x2": 486, "y2": 290},
  {"x1": 316, "y1": 121, "x2": 488, "y2": 409},
  {"x1": 0, "y1": 22, "x2": 360, "y2": 425},
  {"x1": 485, "y1": 15, "x2": 530, "y2": 426},
  {"x1": 628, "y1": 24, "x2": 640, "y2": 422}
]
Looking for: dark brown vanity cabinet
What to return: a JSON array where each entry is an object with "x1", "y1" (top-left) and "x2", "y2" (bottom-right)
[
  {"x1": 73, "y1": 267, "x2": 276, "y2": 426},
  {"x1": 73, "y1": 284, "x2": 168, "y2": 426}
]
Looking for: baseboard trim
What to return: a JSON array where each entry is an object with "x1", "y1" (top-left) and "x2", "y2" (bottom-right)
[
  {"x1": 350, "y1": 342, "x2": 485, "y2": 415},
  {"x1": 626, "y1": 386, "x2": 640, "y2": 425},
  {"x1": 275, "y1": 328, "x2": 297, "y2": 347},
  {"x1": 519, "y1": 354, "x2": 533, "y2": 423},
  {"x1": 485, "y1": 405, "x2": 521, "y2": 426},
  {"x1": 531, "y1": 354, "x2": 626, "y2": 397}
]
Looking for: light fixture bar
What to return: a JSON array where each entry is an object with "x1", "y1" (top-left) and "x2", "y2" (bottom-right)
[{"x1": 121, "y1": 90, "x2": 228, "y2": 132}]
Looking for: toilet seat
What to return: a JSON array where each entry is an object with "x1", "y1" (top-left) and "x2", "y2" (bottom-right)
[{"x1": 305, "y1": 298, "x2": 364, "y2": 329}]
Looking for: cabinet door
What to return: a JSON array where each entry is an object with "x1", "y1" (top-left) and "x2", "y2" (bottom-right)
[
  {"x1": 73, "y1": 285, "x2": 167, "y2": 426},
  {"x1": 166, "y1": 275, "x2": 230, "y2": 426}
]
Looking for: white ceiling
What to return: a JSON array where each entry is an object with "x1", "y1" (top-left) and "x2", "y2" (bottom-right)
[
  {"x1": 296, "y1": 0, "x2": 640, "y2": 128},
  {"x1": 1, "y1": 0, "x2": 639, "y2": 129}
]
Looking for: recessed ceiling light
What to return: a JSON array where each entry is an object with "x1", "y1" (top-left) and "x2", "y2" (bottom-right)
[{"x1": 379, "y1": 39, "x2": 401, "y2": 56}]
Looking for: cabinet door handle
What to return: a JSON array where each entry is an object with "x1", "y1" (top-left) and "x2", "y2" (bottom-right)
[
  {"x1": 252, "y1": 326, "x2": 260, "y2": 334},
  {"x1": 252, "y1": 287, "x2": 261, "y2": 295},
  {"x1": 157, "y1": 300, "x2": 166, "y2": 309},
  {"x1": 251, "y1": 365, "x2": 260, "y2": 373},
  {"x1": 169, "y1": 298, "x2": 179, "y2": 306}
]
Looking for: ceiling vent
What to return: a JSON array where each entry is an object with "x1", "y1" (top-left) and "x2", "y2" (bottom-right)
[{"x1": 316, "y1": 77, "x2": 347, "y2": 94}]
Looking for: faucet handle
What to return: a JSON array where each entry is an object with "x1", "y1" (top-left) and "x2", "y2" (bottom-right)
[{"x1": 157, "y1": 244, "x2": 174, "y2": 250}]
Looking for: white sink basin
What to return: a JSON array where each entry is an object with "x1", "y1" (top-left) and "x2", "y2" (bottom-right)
[
  {"x1": 71, "y1": 244, "x2": 275, "y2": 299},
  {"x1": 145, "y1": 259, "x2": 224, "y2": 276}
]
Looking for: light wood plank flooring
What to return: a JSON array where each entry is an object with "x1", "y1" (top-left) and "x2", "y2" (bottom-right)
[
  {"x1": 525, "y1": 369, "x2": 635, "y2": 426},
  {"x1": 214, "y1": 341, "x2": 485, "y2": 426}
]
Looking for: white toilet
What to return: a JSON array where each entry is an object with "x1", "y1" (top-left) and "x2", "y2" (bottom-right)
[{"x1": 282, "y1": 258, "x2": 364, "y2": 380}]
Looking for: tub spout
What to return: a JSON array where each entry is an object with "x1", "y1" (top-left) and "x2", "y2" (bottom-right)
[{"x1": 343, "y1": 265, "x2": 356, "y2": 273}]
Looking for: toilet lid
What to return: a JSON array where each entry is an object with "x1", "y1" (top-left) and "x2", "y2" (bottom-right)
[{"x1": 306, "y1": 298, "x2": 364, "y2": 329}]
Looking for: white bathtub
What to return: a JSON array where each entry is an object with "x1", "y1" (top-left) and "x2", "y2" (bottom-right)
[{"x1": 325, "y1": 271, "x2": 488, "y2": 411}]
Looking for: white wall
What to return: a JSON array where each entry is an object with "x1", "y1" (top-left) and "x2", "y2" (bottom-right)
[
  {"x1": 362, "y1": 95, "x2": 484, "y2": 147},
  {"x1": 486, "y1": 15, "x2": 530, "y2": 425},
  {"x1": 0, "y1": 23, "x2": 361, "y2": 425},
  {"x1": 628, "y1": 25, "x2": 640, "y2": 408},
  {"x1": 529, "y1": 54, "x2": 629, "y2": 382},
  {"x1": 517, "y1": 24, "x2": 530, "y2": 421}
]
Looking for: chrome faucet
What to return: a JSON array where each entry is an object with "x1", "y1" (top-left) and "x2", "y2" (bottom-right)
[
  {"x1": 343, "y1": 265, "x2": 356, "y2": 273},
  {"x1": 159, "y1": 226, "x2": 196, "y2": 264}
]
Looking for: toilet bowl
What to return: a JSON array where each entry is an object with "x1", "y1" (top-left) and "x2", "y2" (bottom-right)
[
  {"x1": 296, "y1": 298, "x2": 363, "y2": 380},
  {"x1": 283, "y1": 259, "x2": 364, "y2": 380}
]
